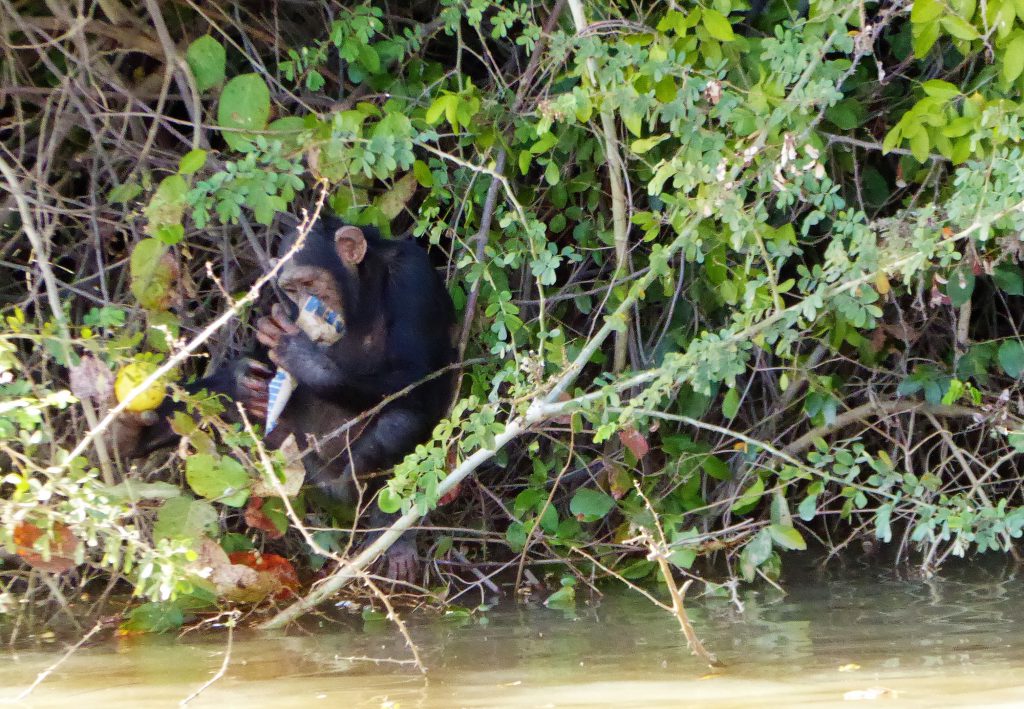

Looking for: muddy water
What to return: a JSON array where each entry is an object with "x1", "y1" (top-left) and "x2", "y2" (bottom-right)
[{"x1": 2, "y1": 560, "x2": 1024, "y2": 707}]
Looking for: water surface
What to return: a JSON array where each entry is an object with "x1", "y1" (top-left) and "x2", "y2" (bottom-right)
[{"x1": 3, "y1": 560, "x2": 1023, "y2": 707}]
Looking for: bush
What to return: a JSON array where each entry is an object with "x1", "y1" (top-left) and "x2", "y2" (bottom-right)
[{"x1": 3, "y1": 0, "x2": 1024, "y2": 631}]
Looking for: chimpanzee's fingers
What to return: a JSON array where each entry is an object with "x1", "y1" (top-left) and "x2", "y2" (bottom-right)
[
  {"x1": 239, "y1": 375, "x2": 268, "y2": 397},
  {"x1": 385, "y1": 544, "x2": 418, "y2": 583},
  {"x1": 117, "y1": 409, "x2": 159, "y2": 429},
  {"x1": 255, "y1": 319, "x2": 282, "y2": 348},
  {"x1": 389, "y1": 556, "x2": 413, "y2": 584},
  {"x1": 270, "y1": 304, "x2": 300, "y2": 334},
  {"x1": 245, "y1": 360, "x2": 274, "y2": 379}
]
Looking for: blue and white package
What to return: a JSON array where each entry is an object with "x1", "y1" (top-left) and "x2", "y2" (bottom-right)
[{"x1": 265, "y1": 295, "x2": 345, "y2": 433}]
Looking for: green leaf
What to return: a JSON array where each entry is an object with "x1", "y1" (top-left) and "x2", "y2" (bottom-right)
[
  {"x1": 942, "y1": 116, "x2": 975, "y2": 138},
  {"x1": 217, "y1": 74, "x2": 271, "y2": 152},
  {"x1": 1009, "y1": 430, "x2": 1024, "y2": 451},
  {"x1": 530, "y1": 132, "x2": 558, "y2": 154},
  {"x1": 913, "y1": 20, "x2": 942, "y2": 57},
  {"x1": 186, "y1": 36, "x2": 226, "y2": 92},
  {"x1": 657, "y1": 10, "x2": 687, "y2": 34},
  {"x1": 998, "y1": 339, "x2": 1024, "y2": 377},
  {"x1": 102, "y1": 480, "x2": 181, "y2": 503},
  {"x1": 544, "y1": 582, "x2": 576, "y2": 610},
  {"x1": 909, "y1": 129, "x2": 930, "y2": 163},
  {"x1": 731, "y1": 475, "x2": 765, "y2": 514},
  {"x1": 619, "y1": 559, "x2": 656, "y2": 579},
  {"x1": 267, "y1": 116, "x2": 307, "y2": 150},
  {"x1": 377, "y1": 486, "x2": 402, "y2": 513},
  {"x1": 358, "y1": 44, "x2": 381, "y2": 74},
  {"x1": 108, "y1": 182, "x2": 142, "y2": 204},
  {"x1": 911, "y1": 0, "x2": 944, "y2": 23},
  {"x1": 668, "y1": 547, "x2": 697, "y2": 569},
  {"x1": 120, "y1": 602, "x2": 185, "y2": 634},
  {"x1": 144, "y1": 174, "x2": 188, "y2": 243},
  {"x1": 152, "y1": 496, "x2": 218, "y2": 542},
  {"x1": 177, "y1": 149, "x2": 207, "y2": 175},
  {"x1": 702, "y1": 455, "x2": 731, "y2": 481},
  {"x1": 146, "y1": 310, "x2": 180, "y2": 352},
  {"x1": 544, "y1": 160, "x2": 560, "y2": 185},
  {"x1": 946, "y1": 267, "x2": 976, "y2": 307},
  {"x1": 518, "y1": 149, "x2": 532, "y2": 175},
  {"x1": 941, "y1": 15, "x2": 980, "y2": 40},
  {"x1": 769, "y1": 524, "x2": 807, "y2": 550},
  {"x1": 374, "y1": 172, "x2": 418, "y2": 220},
  {"x1": 413, "y1": 159, "x2": 434, "y2": 188},
  {"x1": 739, "y1": 528, "x2": 772, "y2": 581},
  {"x1": 722, "y1": 387, "x2": 740, "y2": 419},
  {"x1": 701, "y1": 9, "x2": 735, "y2": 42},
  {"x1": 825, "y1": 99, "x2": 864, "y2": 130},
  {"x1": 798, "y1": 493, "x2": 818, "y2": 521},
  {"x1": 921, "y1": 79, "x2": 960, "y2": 100},
  {"x1": 994, "y1": 263, "x2": 1024, "y2": 295},
  {"x1": 129, "y1": 238, "x2": 176, "y2": 309},
  {"x1": 875, "y1": 504, "x2": 893, "y2": 542},
  {"x1": 425, "y1": 95, "x2": 449, "y2": 125},
  {"x1": 631, "y1": 134, "x2": 669, "y2": 154},
  {"x1": 504, "y1": 521, "x2": 527, "y2": 551},
  {"x1": 569, "y1": 488, "x2": 615, "y2": 522},
  {"x1": 1004, "y1": 34, "x2": 1024, "y2": 81},
  {"x1": 185, "y1": 454, "x2": 250, "y2": 507},
  {"x1": 622, "y1": 111, "x2": 643, "y2": 137},
  {"x1": 881, "y1": 124, "x2": 903, "y2": 154},
  {"x1": 258, "y1": 497, "x2": 289, "y2": 535}
]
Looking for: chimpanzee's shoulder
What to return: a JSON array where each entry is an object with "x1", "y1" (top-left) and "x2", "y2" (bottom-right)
[{"x1": 383, "y1": 233, "x2": 435, "y2": 263}]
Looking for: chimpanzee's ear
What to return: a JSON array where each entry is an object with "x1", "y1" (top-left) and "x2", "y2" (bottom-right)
[{"x1": 334, "y1": 225, "x2": 367, "y2": 266}]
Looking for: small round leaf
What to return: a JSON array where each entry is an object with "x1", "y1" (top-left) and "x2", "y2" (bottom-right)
[
  {"x1": 186, "y1": 35, "x2": 226, "y2": 93},
  {"x1": 217, "y1": 74, "x2": 271, "y2": 152}
]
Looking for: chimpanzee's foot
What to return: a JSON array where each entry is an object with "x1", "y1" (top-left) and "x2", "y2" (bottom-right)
[
  {"x1": 382, "y1": 538, "x2": 419, "y2": 584},
  {"x1": 362, "y1": 512, "x2": 420, "y2": 584}
]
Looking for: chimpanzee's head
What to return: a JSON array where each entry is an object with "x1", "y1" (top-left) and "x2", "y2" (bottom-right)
[{"x1": 274, "y1": 217, "x2": 369, "y2": 314}]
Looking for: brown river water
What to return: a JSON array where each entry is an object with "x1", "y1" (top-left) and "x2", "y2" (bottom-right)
[{"x1": 2, "y1": 559, "x2": 1023, "y2": 708}]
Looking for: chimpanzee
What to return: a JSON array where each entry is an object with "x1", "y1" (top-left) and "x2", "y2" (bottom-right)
[{"x1": 116, "y1": 216, "x2": 456, "y2": 581}]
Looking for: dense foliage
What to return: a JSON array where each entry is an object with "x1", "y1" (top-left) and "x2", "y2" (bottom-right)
[{"x1": 4, "y1": 0, "x2": 1024, "y2": 632}]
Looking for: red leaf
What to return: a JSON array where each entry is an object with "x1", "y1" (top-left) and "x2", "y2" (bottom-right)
[
  {"x1": 244, "y1": 496, "x2": 285, "y2": 540},
  {"x1": 228, "y1": 551, "x2": 299, "y2": 599},
  {"x1": 438, "y1": 446, "x2": 462, "y2": 505},
  {"x1": 618, "y1": 426, "x2": 650, "y2": 459},
  {"x1": 438, "y1": 481, "x2": 462, "y2": 506},
  {"x1": 13, "y1": 522, "x2": 77, "y2": 573}
]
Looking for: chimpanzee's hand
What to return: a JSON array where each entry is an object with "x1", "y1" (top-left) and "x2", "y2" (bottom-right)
[
  {"x1": 256, "y1": 304, "x2": 303, "y2": 367},
  {"x1": 236, "y1": 358, "x2": 274, "y2": 420},
  {"x1": 110, "y1": 409, "x2": 160, "y2": 459}
]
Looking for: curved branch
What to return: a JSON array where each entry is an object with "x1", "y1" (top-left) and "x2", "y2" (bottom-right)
[{"x1": 782, "y1": 399, "x2": 1000, "y2": 456}]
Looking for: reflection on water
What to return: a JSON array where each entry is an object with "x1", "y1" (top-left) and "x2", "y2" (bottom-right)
[{"x1": 2, "y1": 558, "x2": 1024, "y2": 707}]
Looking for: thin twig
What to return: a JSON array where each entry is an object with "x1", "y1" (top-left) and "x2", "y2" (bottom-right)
[
  {"x1": 8, "y1": 621, "x2": 103, "y2": 702},
  {"x1": 179, "y1": 612, "x2": 238, "y2": 706}
]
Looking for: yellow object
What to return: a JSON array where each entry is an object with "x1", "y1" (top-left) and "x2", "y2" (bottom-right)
[{"x1": 115, "y1": 362, "x2": 166, "y2": 412}]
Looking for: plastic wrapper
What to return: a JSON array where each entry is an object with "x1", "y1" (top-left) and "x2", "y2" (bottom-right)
[{"x1": 265, "y1": 295, "x2": 344, "y2": 433}]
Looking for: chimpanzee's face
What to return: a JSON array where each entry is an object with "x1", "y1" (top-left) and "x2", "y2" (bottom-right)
[
  {"x1": 274, "y1": 221, "x2": 366, "y2": 315},
  {"x1": 277, "y1": 263, "x2": 344, "y2": 313}
]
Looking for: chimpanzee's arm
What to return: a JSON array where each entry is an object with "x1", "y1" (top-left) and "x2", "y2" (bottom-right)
[
  {"x1": 114, "y1": 359, "x2": 271, "y2": 458},
  {"x1": 273, "y1": 330, "x2": 429, "y2": 402}
]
